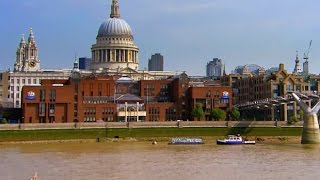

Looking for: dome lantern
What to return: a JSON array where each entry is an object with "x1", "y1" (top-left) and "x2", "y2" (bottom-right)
[{"x1": 110, "y1": 0, "x2": 120, "y2": 18}]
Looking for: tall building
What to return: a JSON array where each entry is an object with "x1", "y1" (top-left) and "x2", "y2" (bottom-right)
[
  {"x1": 148, "y1": 53, "x2": 164, "y2": 71},
  {"x1": 303, "y1": 60, "x2": 309, "y2": 75},
  {"x1": 91, "y1": 0, "x2": 139, "y2": 71},
  {"x1": 79, "y1": 57, "x2": 92, "y2": 70},
  {"x1": 206, "y1": 58, "x2": 223, "y2": 78}
]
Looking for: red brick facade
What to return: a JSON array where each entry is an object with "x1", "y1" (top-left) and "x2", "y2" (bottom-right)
[{"x1": 21, "y1": 74, "x2": 232, "y2": 123}]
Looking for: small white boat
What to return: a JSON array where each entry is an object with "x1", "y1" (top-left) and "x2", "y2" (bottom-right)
[
  {"x1": 216, "y1": 135, "x2": 255, "y2": 145},
  {"x1": 169, "y1": 138, "x2": 204, "y2": 145}
]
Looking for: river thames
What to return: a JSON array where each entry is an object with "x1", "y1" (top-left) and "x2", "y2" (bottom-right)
[{"x1": 1, "y1": 141, "x2": 320, "y2": 180}]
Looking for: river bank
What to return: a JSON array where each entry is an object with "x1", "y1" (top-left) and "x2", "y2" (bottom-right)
[{"x1": 0, "y1": 136, "x2": 301, "y2": 145}]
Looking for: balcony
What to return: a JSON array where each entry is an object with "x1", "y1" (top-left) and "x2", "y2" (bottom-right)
[
  {"x1": 83, "y1": 96, "x2": 115, "y2": 104},
  {"x1": 117, "y1": 103, "x2": 146, "y2": 117}
]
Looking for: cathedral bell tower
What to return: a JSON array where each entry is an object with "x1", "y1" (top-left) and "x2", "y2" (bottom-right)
[
  {"x1": 14, "y1": 34, "x2": 25, "y2": 71},
  {"x1": 14, "y1": 28, "x2": 40, "y2": 72}
]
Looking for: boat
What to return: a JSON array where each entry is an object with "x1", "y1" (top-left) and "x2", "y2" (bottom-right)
[
  {"x1": 216, "y1": 134, "x2": 255, "y2": 145},
  {"x1": 169, "y1": 138, "x2": 204, "y2": 145}
]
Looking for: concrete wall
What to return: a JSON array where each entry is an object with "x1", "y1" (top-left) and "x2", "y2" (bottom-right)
[{"x1": 0, "y1": 121, "x2": 304, "y2": 131}]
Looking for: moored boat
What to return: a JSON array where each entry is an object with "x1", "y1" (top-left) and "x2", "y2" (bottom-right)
[
  {"x1": 216, "y1": 135, "x2": 255, "y2": 145},
  {"x1": 169, "y1": 138, "x2": 204, "y2": 145}
]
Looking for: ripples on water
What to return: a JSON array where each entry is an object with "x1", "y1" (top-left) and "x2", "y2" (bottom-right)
[{"x1": 1, "y1": 142, "x2": 320, "y2": 180}]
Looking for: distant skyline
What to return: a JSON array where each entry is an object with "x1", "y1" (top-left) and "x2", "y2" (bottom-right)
[{"x1": 1, "y1": 0, "x2": 320, "y2": 75}]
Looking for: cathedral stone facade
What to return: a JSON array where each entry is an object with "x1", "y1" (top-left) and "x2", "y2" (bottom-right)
[
  {"x1": 14, "y1": 28, "x2": 40, "y2": 72},
  {"x1": 91, "y1": 0, "x2": 139, "y2": 71}
]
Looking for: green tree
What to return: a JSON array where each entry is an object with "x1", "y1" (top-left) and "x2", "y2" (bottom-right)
[
  {"x1": 230, "y1": 108, "x2": 240, "y2": 120},
  {"x1": 298, "y1": 109, "x2": 304, "y2": 121},
  {"x1": 191, "y1": 103, "x2": 205, "y2": 121},
  {"x1": 288, "y1": 116, "x2": 299, "y2": 125},
  {"x1": 1, "y1": 118, "x2": 8, "y2": 124},
  {"x1": 210, "y1": 108, "x2": 226, "y2": 121}
]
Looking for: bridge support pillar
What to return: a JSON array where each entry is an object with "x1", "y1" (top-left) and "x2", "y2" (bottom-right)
[{"x1": 301, "y1": 113, "x2": 320, "y2": 144}]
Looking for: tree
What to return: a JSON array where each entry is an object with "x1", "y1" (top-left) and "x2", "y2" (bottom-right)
[
  {"x1": 298, "y1": 109, "x2": 304, "y2": 121},
  {"x1": 210, "y1": 108, "x2": 226, "y2": 121},
  {"x1": 230, "y1": 108, "x2": 240, "y2": 120},
  {"x1": 288, "y1": 116, "x2": 299, "y2": 125},
  {"x1": 191, "y1": 103, "x2": 205, "y2": 121},
  {"x1": 1, "y1": 118, "x2": 8, "y2": 124}
]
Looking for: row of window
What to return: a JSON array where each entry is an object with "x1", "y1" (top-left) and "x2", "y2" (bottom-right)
[
  {"x1": 84, "y1": 117, "x2": 96, "y2": 122},
  {"x1": 98, "y1": 37, "x2": 132, "y2": 42},
  {"x1": 40, "y1": 89, "x2": 56, "y2": 102},
  {"x1": 84, "y1": 108, "x2": 96, "y2": 115},
  {"x1": 149, "y1": 107, "x2": 160, "y2": 114},
  {"x1": 38, "y1": 104, "x2": 55, "y2": 115},
  {"x1": 11, "y1": 78, "x2": 38, "y2": 85},
  {"x1": 103, "y1": 108, "x2": 114, "y2": 114}
]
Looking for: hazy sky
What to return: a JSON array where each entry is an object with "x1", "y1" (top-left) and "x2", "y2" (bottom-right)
[{"x1": 1, "y1": 0, "x2": 320, "y2": 75}]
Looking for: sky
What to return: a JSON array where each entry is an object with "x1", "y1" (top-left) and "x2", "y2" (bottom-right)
[{"x1": 0, "y1": 0, "x2": 320, "y2": 75}]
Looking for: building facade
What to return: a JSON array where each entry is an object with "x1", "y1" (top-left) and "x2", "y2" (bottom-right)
[
  {"x1": 21, "y1": 73, "x2": 232, "y2": 123},
  {"x1": 148, "y1": 53, "x2": 164, "y2": 71},
  {"x1": 0, "y1": 72, "x2": 12, "y2": 108},
  {"x1": 229, "y1": 64, "x2": 314, "y2": 121}
]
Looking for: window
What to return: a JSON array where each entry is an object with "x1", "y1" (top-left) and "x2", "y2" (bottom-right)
[
  {"x1": 206, "y1": 90, "x2": 211, "y2": 98},
  {"x1": 49, "y1": 104, "x2": 55, "y2": 114},
  {"x1": 10, "y1": 86, "x2": 14, "y2": 91},
  {"x1": 22, "y1": 79, "x2": 25, "y2": 84},
  {"x1": 16, "y1": 86, "x2": 20, "y2": 91},
  {"x1": 17, "y1": 79, "x2": 20, "y2": 84},
  {"x1": 28, "y1": 79, "x2": 31, "y2": 84},
  {"x1": 221, "y1": 98, "x2": 229, "y2": 104},
  {"x1": 49, "y1": 89, "x2": 56, "y2": 101},
  {"x1": 33, "y1": 79, "x2": 37, "y2": 84},
  {"x1": 11, "y1": 79, "x2": 14, "y2": 84},
  {"x1": 16, "y1": 93, "x2": 19, "y2": 98},
  {"x1": 40, "y1": 89, "x2": 46, "y2": 101},
  {"x1": 286, "y1": 85, "x2": 293, "y2": 91},
  {"x1": 39, "y1": 104, "x2": 46, "y2": 114}
]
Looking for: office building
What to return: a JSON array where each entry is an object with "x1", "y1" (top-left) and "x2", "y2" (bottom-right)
[
  {"x1": 79, "y1": 57, "x2": 92, "y2": 70},
  {"x1": 206, "y1": 58, "x2": 223, "y2": 78},
  {"x1": 148, "y1": 53, "x2": 164, "y2": 71}
]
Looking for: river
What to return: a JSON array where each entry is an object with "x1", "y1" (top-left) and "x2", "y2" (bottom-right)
[{"x1": 1, "y1": 141, "x2": 320, "y2": 180}]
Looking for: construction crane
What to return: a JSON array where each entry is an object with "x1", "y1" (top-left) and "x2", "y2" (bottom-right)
[{"x1": 303, "y1": 40, "x2": 312, "y2": 62}]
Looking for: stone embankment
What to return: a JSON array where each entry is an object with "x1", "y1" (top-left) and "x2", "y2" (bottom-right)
[{"x1": 0, "y1": 121, "x2": 303, "y2": 131}]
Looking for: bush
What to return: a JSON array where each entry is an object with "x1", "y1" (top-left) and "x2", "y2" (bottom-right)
[
  {"x1": 288, "y1": 116, "x2": 299, "y2": 125},
  {"x1": 1, "y1": 118, "x2": 8, "y2": 124}
]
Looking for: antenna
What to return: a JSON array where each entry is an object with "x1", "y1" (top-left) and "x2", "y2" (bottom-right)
[{"x1": 303, "y1": 40, "x2": 312, "y2": 62}]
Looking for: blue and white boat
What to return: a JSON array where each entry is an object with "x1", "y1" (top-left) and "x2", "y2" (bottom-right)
[{"x1": 216, "y1": 135, "x2": 255, "y2": 145}]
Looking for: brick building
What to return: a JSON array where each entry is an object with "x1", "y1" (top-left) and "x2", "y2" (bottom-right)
[{"x1": 21, "y1": 73, "x2": 232, "y2": 123}]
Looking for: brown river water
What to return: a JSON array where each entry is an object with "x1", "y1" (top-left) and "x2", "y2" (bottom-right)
[{"x1": 1, "y1": 142, "x2": 320, "y2": 180}]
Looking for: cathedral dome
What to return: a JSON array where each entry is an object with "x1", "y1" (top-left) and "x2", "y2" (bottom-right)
[{"x1": 97, "y1": 18, "x2": 132, "y2": 37}]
